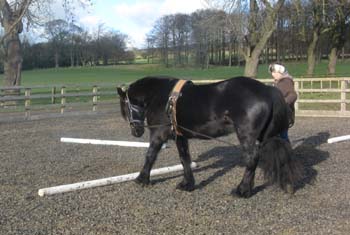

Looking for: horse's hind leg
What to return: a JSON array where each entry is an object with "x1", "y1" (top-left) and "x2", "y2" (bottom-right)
[
  {"x1": 175, "y1": 136, "x2": 195, "y2": 191},
  {"x1": 236, "y1": 136, "x2": 259, "y2": 198}
]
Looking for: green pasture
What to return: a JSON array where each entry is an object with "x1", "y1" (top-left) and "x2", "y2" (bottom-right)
[
  {"x1": 0, "y1": 61, "x2": 349, "y2": 113},
  {"x1": 0, "y1": 60, "x2": 349, "y2": 86}
]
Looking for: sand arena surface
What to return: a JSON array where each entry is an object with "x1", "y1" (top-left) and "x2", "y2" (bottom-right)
[{"x1": 0, "y1": 114, "x2": 349, "y2": 234}]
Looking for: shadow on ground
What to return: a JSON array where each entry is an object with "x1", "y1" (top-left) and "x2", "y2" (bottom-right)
[
  {"x1": 152, "y1": 132, "x2": 329, "y2": 195},
  {"x1": 292, "y1": 132, "x2": 330, "y2": 190}
]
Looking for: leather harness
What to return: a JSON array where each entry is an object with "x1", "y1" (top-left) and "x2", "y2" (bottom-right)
[{"x1": 166, "y1": 79, "x2": 188, "y2": 136}]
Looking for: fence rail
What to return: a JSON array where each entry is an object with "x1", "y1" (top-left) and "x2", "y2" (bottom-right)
[
  {"x1": 196, "y1": 77, "x2": 350, "y2": 117},
  {"x1": 0, "y1": 83, "x2": 121, "y2": 121},
  {"x1": 1, "y1": 77, "x2": 349, "y2": 122}
]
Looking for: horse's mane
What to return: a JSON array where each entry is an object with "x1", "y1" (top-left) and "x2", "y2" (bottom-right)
[
  {"x1": 130, "y1": 76, "x2": 178, "y2": 89},
  {"x1": 129, "y1": 76, "x2": 180, "y2": 103}
]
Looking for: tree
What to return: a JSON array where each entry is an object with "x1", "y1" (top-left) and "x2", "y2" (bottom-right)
[
  {"x1": 146, "y1": 33, "x2": 156, "y2": 64},
  {"x1": 68, "y1": 22, "x2": 84, "y2": 67},
  {"x1": 325, "y1": 0, "x2": 350, "y2": 75},
  {"x1": 293, "y1": 0, "x2": 350, "y2": 76},
  {"x1": 44, "y1": 19, "x2": 70, "y2": 68},
  {"x1": 304, "y1": 1, "x2": 324, "y2": 76},
  {"x1": 169, "y1": 13, "x2": 191, "y2": 66},
  {"x1": 207, "y1": 0, "x2": 285, "y2": 77},
  {"x1": 191, "y1": 10, "x2": 214, "y2": 68},
  {"x1": 0, "y1": 0, "x2": 91, "y2": 91},
  {"x1": 152, "y1": 16, "x2": 172, "y2": 67},
  {"x1": 0, "y1": 27, "x2": 3, "y2": 73},
  {"x1": 98, "y1": 31, "x2": 128, "y2": 65},
  {"x1": 0, "y1": 0, "x2": 28, "y2": 91}
]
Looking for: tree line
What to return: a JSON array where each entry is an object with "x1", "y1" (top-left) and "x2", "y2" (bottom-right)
[
  {"x1": 145, "y1": 0, "x2": 350, "y2": 77},
  {"x1": 0, "y1": 0, "x2": 131, "y2": 91},
  {"x1": 0, "y1": 19, "x2": 133, "y2": 72},
  {"x1": 1, "y1": 0, "x2": 350, "y2": 90}
]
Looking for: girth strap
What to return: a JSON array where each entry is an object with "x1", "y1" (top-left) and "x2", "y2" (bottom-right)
[{"x1": 166, "y1": 79, "x2": 188, "y2": 136}]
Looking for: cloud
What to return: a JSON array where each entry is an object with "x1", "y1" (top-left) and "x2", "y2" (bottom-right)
[
  {"x1": 160, "y1": 0, "x2": 208, "y2": 15},
  {"x1": 113, "y1": 0, "x2": 207, "y2": 47},
  {"x1": 80, "y1": 15, "x2": 101, "y2": 26},
  {"x1": 78, "y1": 0, "x2": 207, "y2": 48}
]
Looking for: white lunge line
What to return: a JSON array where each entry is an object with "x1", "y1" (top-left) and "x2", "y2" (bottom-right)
[
  {"x1": 61, "y1": 137, "x2": 167, "y2": 148},
  {"x1": 327, "y1": 135, "x2": 350, "y2": 144},
  {"x1": 38, "y1": 162, "x2": 198, "y2": 197}
]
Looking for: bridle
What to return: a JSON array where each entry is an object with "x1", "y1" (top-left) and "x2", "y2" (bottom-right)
[{"x1": 124, "y1": 91, "x2": 145, "y2": 127}]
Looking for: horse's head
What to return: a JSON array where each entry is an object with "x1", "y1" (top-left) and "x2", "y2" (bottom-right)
[{"x1": 117, "y1": 86, "x2": 145, "y2": 137}]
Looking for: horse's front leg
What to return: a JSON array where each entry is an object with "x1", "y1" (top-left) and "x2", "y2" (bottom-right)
[
  {"x1": 175, "y1": 136, "x2": 195, "y2": 191},
  {"x1": 236, "y1": 142, "x2": 259, "y2": 198},
  {"x1": 135, "y1": 131, "x2": 166, "y2": 186}
]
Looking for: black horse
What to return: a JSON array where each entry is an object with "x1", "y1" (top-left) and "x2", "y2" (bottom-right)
[{"x1": 117, "y1": 76, "x2": 301, "y2": 198}]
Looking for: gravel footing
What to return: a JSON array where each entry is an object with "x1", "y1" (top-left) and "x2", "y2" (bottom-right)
[{"x1": 1, "y1": 114, "x2": 349, "y2": 234}]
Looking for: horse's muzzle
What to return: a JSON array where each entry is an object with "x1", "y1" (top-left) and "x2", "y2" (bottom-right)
[{"x1": 130, "y1": 123, "x2": 145, "y2": 137}]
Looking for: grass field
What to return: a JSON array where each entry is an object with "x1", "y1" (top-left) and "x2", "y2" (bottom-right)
[{"x1": 0, "y1": 60, "x2": 349, "y2": 86}]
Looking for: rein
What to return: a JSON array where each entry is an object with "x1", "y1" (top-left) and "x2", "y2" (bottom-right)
[
  {"x1": 139, "y1": 122, "x2": 235, "y2": 147},
  {"x1": 176, "y1": 124, "x2": 235, "y2": 146}
]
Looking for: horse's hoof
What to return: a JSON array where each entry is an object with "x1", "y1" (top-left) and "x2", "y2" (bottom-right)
[
  {"x1": 283, "y1": 184, "x2": 295, "y2": 194},
  {"x1": 176, "y1": 181, "x2": 195, "y2": 192},
  {"x1": 135, "y1": 175, "x2": 150, "y2": 186},
  {"x1": 235, "y1": 185, "x2": 252, "y2": 198}
]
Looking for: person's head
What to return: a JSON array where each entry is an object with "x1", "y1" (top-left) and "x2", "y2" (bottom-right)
[{"x1": 269, "y1": 63, "x2": 289, "y2": 80}]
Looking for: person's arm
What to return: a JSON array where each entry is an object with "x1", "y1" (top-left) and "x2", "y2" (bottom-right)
[
  {"x1": 284, "y1": 79, "x2": 297, "y2": 105},
  {"x1": 277, "y1": 78, "x2": 297, "y2": 105}
]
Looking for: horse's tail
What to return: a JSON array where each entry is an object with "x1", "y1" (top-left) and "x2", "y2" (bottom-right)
[
  {"x1": 265, "y1": 88, "x2": 290, "y2": 140},
  {"x1": 258, "y1": 137, "x2": 303, "y2": 193}
]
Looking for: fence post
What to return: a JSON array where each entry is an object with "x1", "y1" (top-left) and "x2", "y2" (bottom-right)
[
  {"x1": 311, "y1": 80, "x2": 313, "y2": 92},
  {"x1": 51, "y1": 87, "x2": 56, "y2": 104},
  {"x1": 340, "y1": 80, "x2": 346, "y2": 113},
  {"x1": 24, "y1": 88, "x2": 31, "y2": 118},
  {"x1": 92, "y1": 85, "x2": 98, "y2": 112},
  {"x1": 300, "y1": 80, "x2": 303, "y2": 94},
  {"x1": 294, "y1": 80, "x2": 299, "y2": 111},
  {"x1": 61, "y1": 86, "x2": 66, "y2": 114}
]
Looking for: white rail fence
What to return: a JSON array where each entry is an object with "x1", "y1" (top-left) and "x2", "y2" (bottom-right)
[
  {"x1": 0, "y1": 83, "x2": 120, "y2": 121},
  {"x1": 196, "y1": 77, "x2": 350, "y2": 117},
  {"x1": 0, "y1": 77, "x2": 349, "y2": 122}
]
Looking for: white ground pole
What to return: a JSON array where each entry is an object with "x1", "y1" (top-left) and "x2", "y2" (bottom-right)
[
  {"x1": 38, "y1": 162, "x2": 198, "y2": 197},
  {"x1": 327, "y1": 135, "x2": 350, "y2": 144},
  {"x1": 61, "y1": 137, "x2": 167, "y2": 149}
]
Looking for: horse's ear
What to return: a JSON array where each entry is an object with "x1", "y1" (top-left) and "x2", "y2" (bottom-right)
[{"x1": 117, "y1": 86, "x2": 127, "y2": 98}]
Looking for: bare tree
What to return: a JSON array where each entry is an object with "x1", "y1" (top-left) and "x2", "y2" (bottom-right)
[
  {"x1": 78, "y1": 30, "x2": 93, "y2": 66},
  {"x1": 0, "y1": 0, "x2": 91, "y2": 91},
  {"x1": 146, "y1": 33, "x2": 156, "y2": 64},
  {"x1": 44, "y1": 19, "x2": 70, "y2": 68},
  {"x1": 207, "y1": 0, "x2": 285, "y2": 77},
  {"x1": 191, "y1": 10, "x2": 212, "y2": 68},
  {"x1": 68, "y1": 22, "x2": 83, "y2": 67},
  {"x1": 325, "y1": 0, "x2": 350, "y2": 75},
  {"x1": 0, "y1": 0, "x2": 29, "y2": 91},
  {"x1": 304, "y1": 1, "x2": 324, "y2": 76},
  {"x1": 152, "y1": 15, "x2": 172, "y2": 67},
  {"x1": 170, "y1": 13, "x2": 191, "y2": 66}
]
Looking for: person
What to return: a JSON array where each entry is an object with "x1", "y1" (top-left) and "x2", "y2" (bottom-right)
[{"x1": 269, "y1": 62, "x2": 297, "y2": 142}]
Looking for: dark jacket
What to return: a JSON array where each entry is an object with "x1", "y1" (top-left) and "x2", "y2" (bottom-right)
[{"x1": 274, "y1": 76, "x2": 297, "y2": 127}]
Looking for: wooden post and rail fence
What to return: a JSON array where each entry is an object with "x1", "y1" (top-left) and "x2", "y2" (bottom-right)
[{"x1": 0, "y1": 78, "x2": 349, "y2": 122}]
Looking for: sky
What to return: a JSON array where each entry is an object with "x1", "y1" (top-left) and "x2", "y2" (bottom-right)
[{"x1": 77, "y1": 0, "x2": 209, "y2": 48}]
